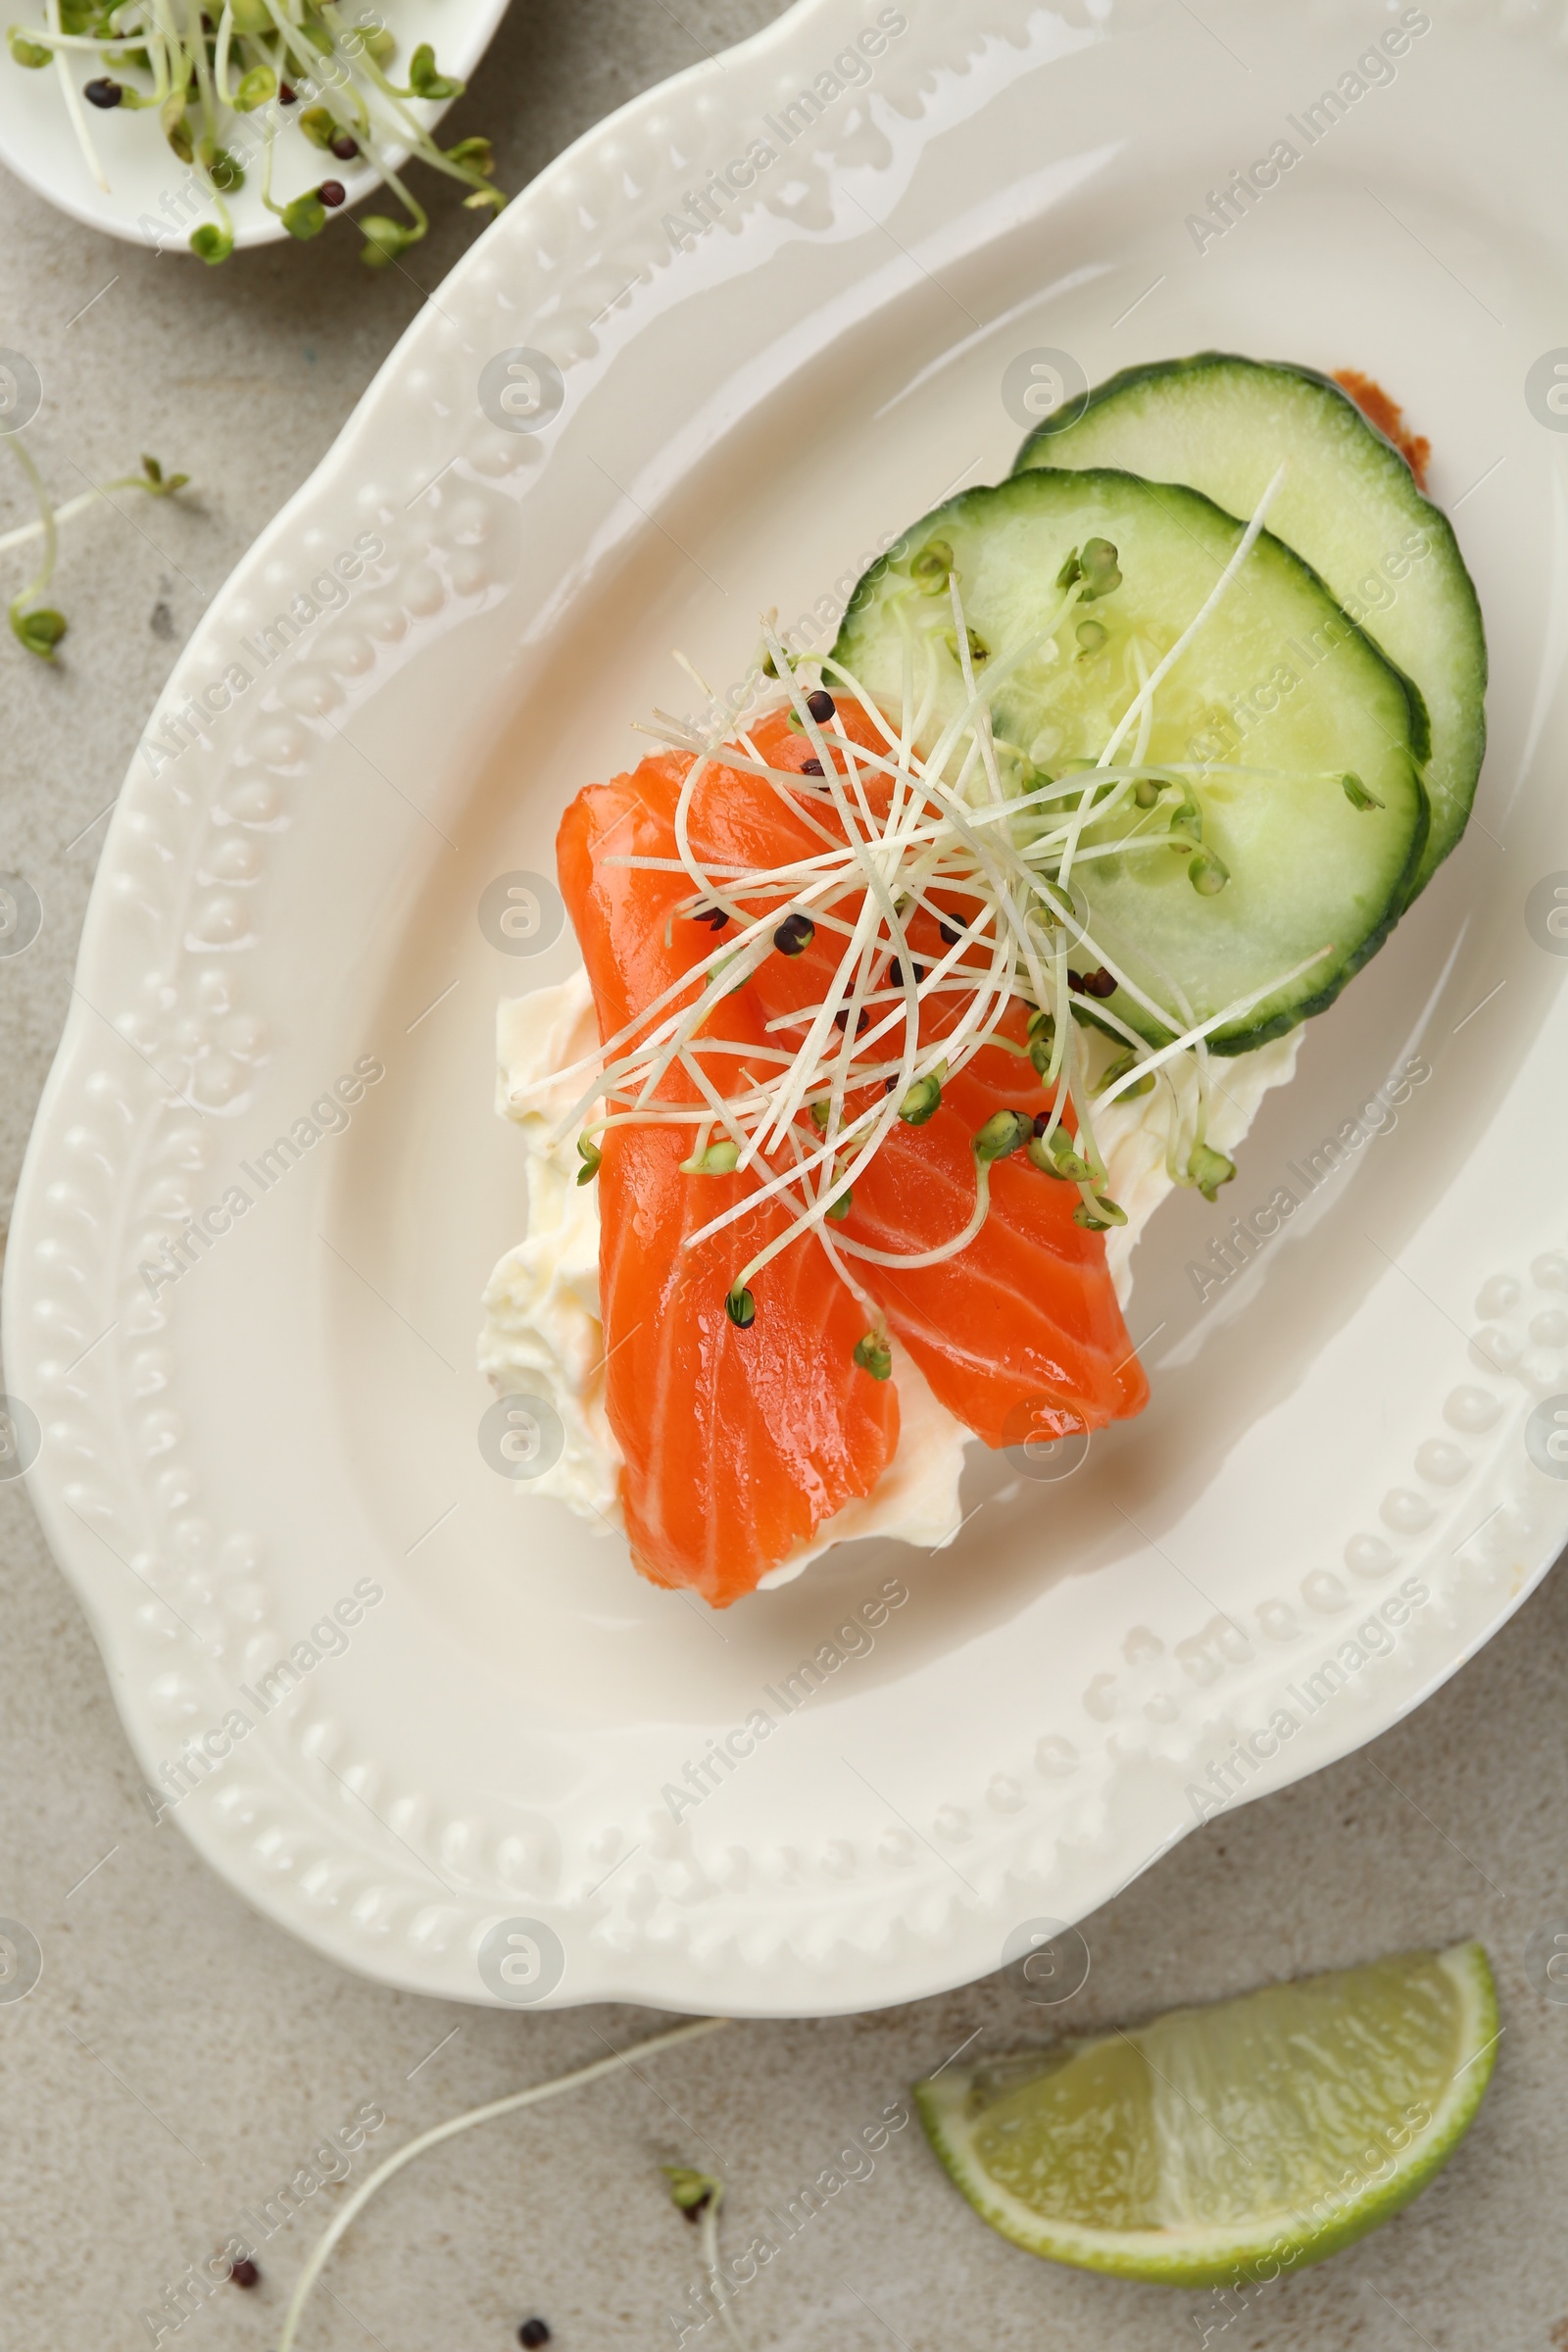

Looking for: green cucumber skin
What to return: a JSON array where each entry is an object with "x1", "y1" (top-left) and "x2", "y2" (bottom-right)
[
  {"x1": 1012, "y1": 350, "x2": 1486, "y2": 900},
  {"x1": 832, "y1": 466, "x2": 1427, "y2": 1055},
  {"x1": 1068, "y1": 762, "x2": 1428, "y2": 1055}
]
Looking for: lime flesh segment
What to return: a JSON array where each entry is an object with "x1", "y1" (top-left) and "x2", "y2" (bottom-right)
[{"x1": 915, "y1": 1942, "x2": 1496, "y2": 2287}]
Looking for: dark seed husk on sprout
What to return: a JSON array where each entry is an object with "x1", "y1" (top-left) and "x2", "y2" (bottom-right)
[{"x1": 773, "y1": 911, "x2": 814, "y2": 956}]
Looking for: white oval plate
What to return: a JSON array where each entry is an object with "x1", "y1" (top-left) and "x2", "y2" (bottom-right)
[
  {"x1": 0, "y1": 0, "x2": 508, "y2": 250},
  {"x1": 9, "y1": 0, "x2": 1568, "y2": 2016}
]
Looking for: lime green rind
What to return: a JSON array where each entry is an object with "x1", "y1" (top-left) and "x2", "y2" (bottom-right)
[{"x1": 914, "y1": 1941, "x2": 1497, "y2": 2289}]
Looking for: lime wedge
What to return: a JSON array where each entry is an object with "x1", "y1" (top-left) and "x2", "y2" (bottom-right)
[{"x1": 915, "y1": 1941, "x2": 1496, "y2": 2286}]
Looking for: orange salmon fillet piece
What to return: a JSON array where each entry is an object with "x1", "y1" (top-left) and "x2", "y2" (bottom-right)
[
  {"x1": 1334, "y1": 368, "x2": 1431, "y2": 491},
  {"x1": 844, "y1": 1021, "x2": 1150, "y2": 1447},
  {"x1": 665, "y1": 708, "x2": 1150, "y2": 1449},
  {"x1": 557, "y1": 752, "x2": 898, "y2": 1607}
]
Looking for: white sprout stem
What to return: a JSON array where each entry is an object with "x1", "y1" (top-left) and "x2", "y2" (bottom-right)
[
  {"x1": 826, "y1": 1154, "x2": 995, "y2": 1272},
  {"x1": 1094, "y1": 947, "x2": 1330, "y2": 1113},
  {"x1": 698, "y1": 2196, "x2": 755, "y2": 2352},
  {"x1": 48, "y1": 0, "x2": 110, "y2": 190},
  {"x1": 1060, "y1": 1012, "x2": 1109, "y2": 1189},
  {"x1": 1097, "y1": 461, "x2": 1286, "y2": 771},
  {"x1": 214, "y1": 2, "x2": 236, "y2": 102},
  {"x1": 274, "y1": 2016, "x2": 731, "y2": 2352},
  {"x1": 5, "y1": 433, "x2": 59, "y2": 612},
  {"x1": 181, "y1": 0, "x2": 220, "y2": 141},
  {"x1": 0, "y1": 466, "x2": 185, "y2": 568},
  {"x1": 551, "y1": 529, "x2": 1337, "y2": 1291},
  {"x1": 15, "y1": 24, "x2": 152, "y2": 44}
]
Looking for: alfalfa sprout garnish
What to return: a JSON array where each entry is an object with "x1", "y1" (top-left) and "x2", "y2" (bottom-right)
[{"x1": 520, "y1": 466, "x2": 1333, "y2": 1329}]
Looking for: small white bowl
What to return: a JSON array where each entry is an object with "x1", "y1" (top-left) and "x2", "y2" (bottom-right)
[{"x1": 0, "y1": 0, "x2": 512, "y2": 251}]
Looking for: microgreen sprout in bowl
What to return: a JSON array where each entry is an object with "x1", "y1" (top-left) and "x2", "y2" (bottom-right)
[
  {"x1": 523, "y1": 468, "x2": 1346, "y2": 1338},
  {"x1": 5, "y1": 0, "x2": 504, "y2": 264}
]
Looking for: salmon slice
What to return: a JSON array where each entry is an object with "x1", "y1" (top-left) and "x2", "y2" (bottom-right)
[
  {"x1": 1334, "y1": 369, "x2": 1431, "y2": 492},
  {"x1": 844, "y1": 1030, "x2": 1150, "y2": 1448},
  {"x1": 669, "y1": 709, "x2": 1149, "y2": 1447},
  {"x1": 557, "y1": 756, "x2": 898, "y2": 1607}
]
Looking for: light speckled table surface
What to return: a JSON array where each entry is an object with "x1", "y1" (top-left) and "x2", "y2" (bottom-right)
[{"x1": 2, "y1": 4, "x2": 1566, "y2": 2347}]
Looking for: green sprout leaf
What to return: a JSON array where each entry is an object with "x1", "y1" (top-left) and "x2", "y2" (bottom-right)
[
  {"x1": 446, "y1": 133, "x2": 494, "y2": 175},
  {"x1": 680, "y1": 1138, "x2": 740, "y2": 1176},
  {"x1": 973, "y1": 1108, "x2": 1033, "y2": 1164},
  {"x1": 1055, "y1": 536, "x2": 1121, "y2": 601},
  {"x1": 359, "y1": 214, "x2": 418, "y2": 266},
  {"x1": 1077, "y1": 535, "x2": 1122, "y2": 599},
  {"x1": 1188, "y1": 1143, "x2": 1237, "y2": 1202},
  {"x1": 281, "y1": 191, "x2": 328, "y2": 240},
  {"x1": 299, "y1": 103, "x2": 337, "y2": 149},
  {"x1": 232, "y1": 63, "x2": 276, "y2": 110},
  {"x1": 910, "y1": 536, "x2": 954, "y2": 593},
  {"x1": 1028, "y1": 1127, "x2": 1091, "y2": 1183},
  {"x1": 575, "y1": 1134, "x2": 601, "y2": 1186},
  {"x1": 199, "y1": 138, "x2": 245, "y2": 192},
  {"x1": 1169, "y1": 797, "x2": 1203, "y2": 847},
  {"x1": 8, "y1": 29, "x2": 53, "y2": 67},
  {"x1": 12, "y1": 605, "x2": 67, "y2": 660},
  {"x1": 662, "y1": 2166, "x2": 721, "y2": 2215},
  {"x1": 161, "y1": 89, "x2": 192, "y2": 163},
  {"x1": 407, "y1": 38, "x2": 462, "y2": 97},
  {"x1": 140, "y1": 453, "x2": 190, "y2": 492},
  {"x1": 227, "y1": 0, "x2": 271, "y2": 29},
  {"x1": 189, "y1": 222, "x2": 233, "y2": 265},
  {"x1": 1100, "y1": 1046, "x2": 1154, "y2": 1100},
  {"x1": 1073, "y1": 1197, "x2": 1127, "y2": 1230},
  {"x1": 853, "y1": 1331, "x2": 892, "y2": 1380},
  {"x1": 942, "y1": 624, "x2": 989, "y2": 667},
  {"x1": 1027, "y1": 1013, "x2": 1055, "y2": 1077},
  {"x1": 897, "y1": 1070, "x2": 943, "y2": 1126}
]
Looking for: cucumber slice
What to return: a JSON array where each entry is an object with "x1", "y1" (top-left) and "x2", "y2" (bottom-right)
[
  {"x1": 1012, "y1": 352, "x2": 1485, "y2": 900},
  {"x1": 831, "y1": 468, "x2": 1428, "y2": 1054}
]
